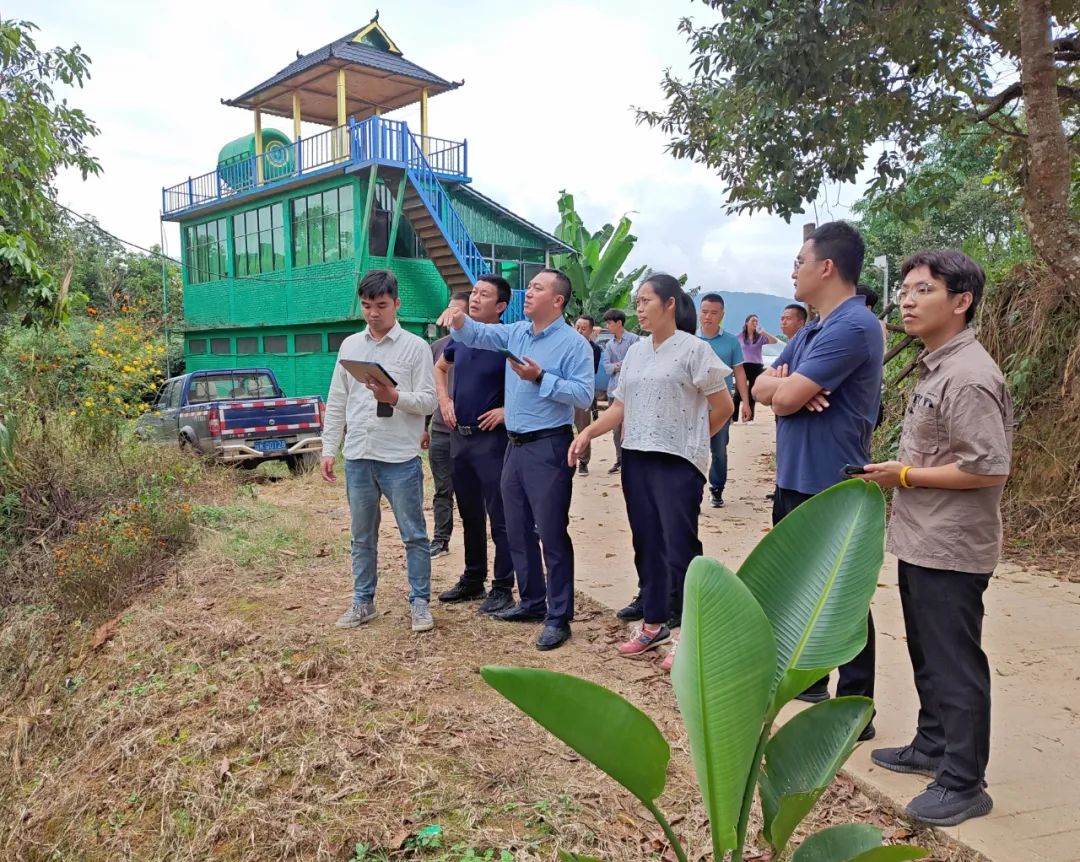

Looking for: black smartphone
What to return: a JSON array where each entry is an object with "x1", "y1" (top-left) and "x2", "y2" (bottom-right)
[
  {"x1": 842, "y1": 464, "x2": 868, "y2": 477},
  {"x1": 376, "y1": 402, "x2": 394, "y2": 418},
  {"x1": 498, "y1": 347, "x2": 524, "y2": 365}
]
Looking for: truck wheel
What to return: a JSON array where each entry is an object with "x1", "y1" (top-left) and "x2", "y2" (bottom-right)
[{"x1": 286, "y1": 453, "x2": 319, "y2": 475}]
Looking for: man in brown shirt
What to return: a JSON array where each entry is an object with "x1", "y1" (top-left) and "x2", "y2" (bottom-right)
[{"x1": 863, "y1": 249, "x2": 1013, "y2": 828}]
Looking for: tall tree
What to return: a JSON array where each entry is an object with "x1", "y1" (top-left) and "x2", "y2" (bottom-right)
[
  {"x1": 637, "y1": 1, "x2": 1079, "y2": 299},
  {"x1": 0, "y1": 18, "x2": 100, "y2": 320}
]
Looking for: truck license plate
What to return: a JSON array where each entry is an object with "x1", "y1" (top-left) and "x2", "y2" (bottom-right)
[{"x1": 253, "y1": 439, "x2": 287, "y2": 453}]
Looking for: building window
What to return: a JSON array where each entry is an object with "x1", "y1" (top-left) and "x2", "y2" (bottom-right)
[
  {"x1": 184, "y1": 218, "x2": 227, "y2": 285},
  {"x1": 233, "y1": 203, "x2": 284, "y2": 276},
  {"x1": 236, "y1": 336, "x2": 259, "y2": 354},
  {"x1": 327, "y1": 332, "x2": 352, "y2": 352},
  {"x1": 264, "y1": 335, "x2": 287, "y2": 353},
  {"x1": 294, "y1": 333, "x2": 323, "y2": 353},
  {"x1": 188, "y1": 338, "x2": 207, "y2": 355},
  {"x1": 210, "y1": 338, "x2": 231, "y2": 355},
  {"x1": 292, "y1": 186, "x2": 354, "y2": 267}
]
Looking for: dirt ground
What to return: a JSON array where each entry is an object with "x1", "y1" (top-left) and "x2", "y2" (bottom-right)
[{"x1": 0, "y1": 452, "x2": 987, "y2": 862}]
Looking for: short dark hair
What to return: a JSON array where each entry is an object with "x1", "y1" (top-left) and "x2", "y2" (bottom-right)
[
  {"x1": 855, "y1": 283, "x2": 879, "y2": 311},
  {"x1": 602, "y1": 308, "x2": 627, "y2": 324},
  {"x1": 537, "y1": 268, "x2": 572, "y2": 308},
  {"x1": 808, "y1": 221, "x2": 865, "y2": 286},
  {"x1": 784, "y1": 303, "x2": 808, "y2": 322},
  {"x1": 900, "y1": 249, "x2": 985, "y2": 323},
  {"x1": 576, "y1": 314, "x2": 595, "y2": 326},
  {"x1": 476, "y1": 274, "x2": 512, "y2": 306},
  {"x1": 700, "y1": 292, "x2": 725, "y2": 306},
  {"x1": 450, "y1": 291, "x2": 471, "y2": 307},
  {"x1": 357, "y1": 269, "x2": 398, "y2": 300}
]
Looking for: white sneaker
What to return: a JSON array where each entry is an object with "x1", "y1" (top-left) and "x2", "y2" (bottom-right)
[
  {"x1": 336, "y1": 600, "x2": 377, "y2": 628},
  {"x1": 411, "y1": 598, "x2": 435, "y2": 632}
]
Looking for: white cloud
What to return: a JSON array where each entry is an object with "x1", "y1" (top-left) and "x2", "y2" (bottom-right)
[{"x1": 31, "y1": 0, "x2": 857, "y2": 297}]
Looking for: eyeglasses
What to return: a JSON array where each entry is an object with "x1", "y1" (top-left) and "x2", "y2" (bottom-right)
[
  {"x1": 792, "y1": 257, "x2": 820, "y2": 272},
  {"x1": 895, "y1": 282, "x2": 967, "y2": 303}
]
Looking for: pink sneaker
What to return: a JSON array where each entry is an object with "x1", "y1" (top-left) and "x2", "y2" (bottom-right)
[
  {"x1": 661, "y1": 640, "x2": 678, "y2": 672},
  {"x1": 617, "y1": 625, "x2": 671, "y2": 657}
]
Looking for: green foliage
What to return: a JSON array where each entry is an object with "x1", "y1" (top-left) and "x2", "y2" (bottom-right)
[
  {"x1": 551, "y1": 191, "x2": 647, "y2": 322},
  {"x1": 480, "y1": 667, "x2": 670, "y2": 804},
  {"x1": 636, "y1": 2, "x2": 1077, "y2": 221},
  {"x1": 853, "y1": 129, "x2": 1030, "y2": 298},
  {"x1": 670, "y1": 561, "x2": 775, "y2": 856},
  {"x1": 792, "y1": 824, "x2": 928, "y2": 862},
  {"x1": 0, "y1": 18, "x2": 100, "y2": 321},
  {"x1": 483, "y1": 481, "x2": 906, "y2": 861}
]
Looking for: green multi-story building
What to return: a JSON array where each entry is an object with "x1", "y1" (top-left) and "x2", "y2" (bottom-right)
[{"x1": 162, "y1": 15, "x2": 569, "y2": 397}]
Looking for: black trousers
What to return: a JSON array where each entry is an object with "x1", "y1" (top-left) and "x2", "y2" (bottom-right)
[
  {"x1": 451, "y1": 428, "x2": 514, "y2": 591},
  {"x1": 622, "y1": 449, "x2": 705, "y2": 625},
  {"x1": 500, "y1": 429, "x2": 576, "y2": 626},
  {"x1": 734, "y1": 361, "x2": 765, "y2": 420},
  {"x1": 772, "y1": 486, "x2": 876, "y2": 701},
  {"x1": 899, "y1": 560, "x2": 991, "y2": 791},
  {"x1": 429, "y1": 428, "x2": 454, "y2": 543}
]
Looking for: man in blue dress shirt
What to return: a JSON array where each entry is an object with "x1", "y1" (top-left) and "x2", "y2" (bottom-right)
[{"x1": 437, "y1": 269, "x2": 593, "y2": 651}]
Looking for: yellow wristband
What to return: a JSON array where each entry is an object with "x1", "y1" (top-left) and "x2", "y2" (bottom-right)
[{"x1": 899, "y1": 465, "x2": 913, "y2": 489}]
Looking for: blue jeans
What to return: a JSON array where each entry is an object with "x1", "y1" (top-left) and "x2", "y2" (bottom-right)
[
  {"x1": 708, "y1": 417, "x2": 731, "y2": 495},
  {"x1": 344, "y1": 457, "x2": 431, "y2": 605}
]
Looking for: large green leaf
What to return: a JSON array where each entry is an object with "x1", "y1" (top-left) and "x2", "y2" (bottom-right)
[
  {"x1": 587, "y1": 216, "x2": 636, "y2": 293},
  {"x1": 760, "y1": 697, "x2": 874, "y2": 853},
  {"x1": 737, "y1": 480, "x2": 884, "y2": 716},
  {"x1": 481, "y1": 667, "x2": 669, "y2": 803},
  {"x1": 792, "y1": 824, "x2": 928, "y2": 862},
  {"x1": 671, "y1": 557, "x2": 776, "y2": 857}
]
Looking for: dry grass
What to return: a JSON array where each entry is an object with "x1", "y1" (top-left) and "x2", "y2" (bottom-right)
[{"x1": 0, "y1": 470, "x2": 987, "y2": 862}]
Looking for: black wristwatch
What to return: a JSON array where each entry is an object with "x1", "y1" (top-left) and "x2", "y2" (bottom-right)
[{"x1": 535, "y1": 370, "x2": 545, "y2": 386}]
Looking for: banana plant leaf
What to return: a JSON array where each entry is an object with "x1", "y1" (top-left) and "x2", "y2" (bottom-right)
[
  {"x1": 759, "y1": 697, "x2": 874, "y2": 853},
  {"x1": 792, "y1": 824, "x2": 928, "y2": 862},
  {"x1": 671, "y1": 557, "x2": 777, "y2": 858},
  {"x1": 587, "y1": 216, "x2": 636, "y2": 293},
  {"x1": 737, "y1": 480, "x2": 884, "y2": 718},
  {"x1": 481, "y1": 667, "x2": 670, "y2": 804}
]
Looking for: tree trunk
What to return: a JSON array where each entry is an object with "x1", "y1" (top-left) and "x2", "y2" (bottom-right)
[{"x1": 1018, "y1": 0, "x2": 1080, "y2": 301}]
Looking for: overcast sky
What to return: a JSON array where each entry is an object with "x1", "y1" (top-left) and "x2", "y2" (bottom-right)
[{"x1": 24, "y1": 0, "x2": 862, "y2": 298}]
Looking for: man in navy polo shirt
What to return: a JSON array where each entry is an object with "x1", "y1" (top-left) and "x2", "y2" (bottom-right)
[
  {"x1": 753, "y1": 221, "x2": 883, "y2": 730},
  {"x1": 433, "y1": 275, "x2": 516, "y2": 615}
]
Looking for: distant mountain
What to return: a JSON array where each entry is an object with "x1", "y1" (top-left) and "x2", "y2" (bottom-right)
[{"x1": 691, "y1": 290, "x2": 799, "y2": 336}]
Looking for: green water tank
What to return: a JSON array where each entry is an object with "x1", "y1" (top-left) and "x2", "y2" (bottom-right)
[{"x1": 216, "y1": 129, "x2": 295, "y2": 190}]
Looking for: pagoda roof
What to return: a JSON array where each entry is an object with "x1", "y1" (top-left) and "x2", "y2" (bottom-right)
[{"x1": 222, "y1": 16, "x2": 459, "y2": 125}]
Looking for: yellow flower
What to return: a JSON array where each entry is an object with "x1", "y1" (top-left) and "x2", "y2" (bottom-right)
[
  {"x1": 69, "y1": 410, "x2": 77, "y2": 416},
  {"x1": 84, "y1": 399, "x2": 94, "y2": 407}
]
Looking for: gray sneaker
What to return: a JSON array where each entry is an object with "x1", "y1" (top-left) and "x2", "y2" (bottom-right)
[
  {"x1": 335, "y1": 600, "x2": 377, "y2": 628},
  {"x1": 411, "y1": 598, "x2": 434, "y2": 632}
]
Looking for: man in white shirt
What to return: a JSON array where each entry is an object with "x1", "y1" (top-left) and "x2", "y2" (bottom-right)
[{"x1": 322, "y1": 270, "x2": 438, "y2": 632}]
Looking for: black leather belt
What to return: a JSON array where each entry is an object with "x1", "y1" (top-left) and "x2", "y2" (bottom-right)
[
  {"x1": 455, "y1": 424, "x2": 482, "y2": 436},
  {"x1": 506, "y1": 425, "x2": 573, "y2": 446}
]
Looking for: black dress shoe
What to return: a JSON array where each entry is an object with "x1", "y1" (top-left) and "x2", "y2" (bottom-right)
[
  {"x1": 795, "y1": 680, "x2": 831, "y2": 703},
  {"x1": 667, "y1": 611, "x2": 682, "y2": 630},
  {"x1": 438, "y1": 579, "x2": 485, "y2": 603},
  {"x1": 857, "y1": 722, "x2": 876, "y2": 742},
  {"x1": 478, "y1": 588, "x2": 514, "y2": 615},
  {"x1": 536, "y1": 624, "x2": 571, "y2": 651},
  {"x1": 616, "y1": 593, "x2": 643, "y2": 621},
  {"x1": 492, "y1": 604, "x2": 546, "y2": 623},
  {"x1": 607, "y1": 462, "x2": 621, "y2": 474}
]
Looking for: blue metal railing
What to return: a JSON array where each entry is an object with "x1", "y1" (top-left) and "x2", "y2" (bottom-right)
[
  {"x1": 162, "y1": 117, "x2": 469, "y2": 217},
  {"x1": 504, "y1": 290, "x2": 525, "y2": 322},
  {"x1": 401, "y1": 130, "x2": 490, "y2": 285}
]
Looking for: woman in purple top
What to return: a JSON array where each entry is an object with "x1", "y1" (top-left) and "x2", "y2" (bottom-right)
[{"x1": 734, "y1": 314, "x2": 778, "y2": 421}]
